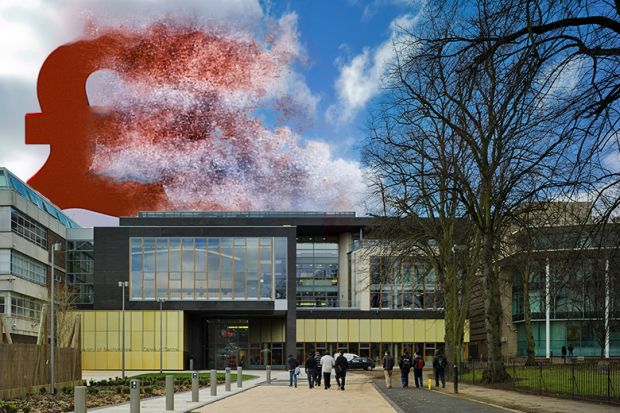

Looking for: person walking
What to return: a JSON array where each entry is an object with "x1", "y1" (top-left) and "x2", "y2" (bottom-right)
[
  {"x1": 413, "y1": 352, "x2": 424, "y2": 388},
  {"x1": 314, "y1": 351, "x2": 322, "y2": 387},
  {"x1": 320, "y1": 352, "x2": 335, "y2": 389},
  {"x1": 561, "y1": 345, "x2": 567, "y2": 362},
  {"x1": 287, "y1": 354, "x2": 300, "y2": 388},
  {"x1": 334, "y1": 350, "x2": 348, "y2": 390},
  {"x1": 305, "y1": 353, "x2": 317, "y2": 389},
  {"x1": 432, "y1": 350, "x2": 447, "y2": 388},
  {"x1": 568, "y1": 343, "x2": 574, "y2": 357},
  {"x1": 382, "y1": 350, "x2": 395, "y2": 389},
  {"x1": 399, "y1": 351, "x2": 412, "y2": 388}
]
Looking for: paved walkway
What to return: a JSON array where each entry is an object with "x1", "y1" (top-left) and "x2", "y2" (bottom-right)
[
  {"x1": 194, "y1": 372, "x2": 395, "y2": 413},
  {"x1": 77, "y1": 370, "x2": 268, "y2": 413}
]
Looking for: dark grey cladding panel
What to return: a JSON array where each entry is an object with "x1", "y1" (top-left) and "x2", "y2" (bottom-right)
[{"x1": 296, "y1": 309, "x2": 445, "y2": 319}]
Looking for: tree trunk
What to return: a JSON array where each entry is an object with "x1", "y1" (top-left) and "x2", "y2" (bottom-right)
[{"x1": 481, "y1": 231, "x2": 511, "y2": 383}]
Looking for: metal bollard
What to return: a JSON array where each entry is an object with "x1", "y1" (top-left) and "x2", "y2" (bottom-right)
[
  {"x1": 237, "y1": 366, "x2": 243, "y2": 388},
  {"x1": 210, "y1": 369, "x2": 217, "y2": 396},
  {"x1": 74, "y1": 386, "x2": 86, "y2": 413},
  {"x1": 165, "y1": 375, "x2": 174, "y2": 411},
  {"x1": 266, "y1": 365, "x2": 271, "y2": 384},
  {"x1": 225, "y1": 367, "x2": 231, "y2": 391},
  {"x1": 192, "y1": 371, "x2": 199, "y2": 402},
  {"x1": 130, "y1": 379, "x2": 140, "y2": 413}
]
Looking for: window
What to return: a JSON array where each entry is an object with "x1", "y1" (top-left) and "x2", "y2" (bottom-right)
[
  {"x1": 295, "y1": 239, "x2": 339, "y2": 307},
  {"x1": 11, "y1": 208, "x2": 48, "y2": 248},
  {"x1": 10, "y1": 293, "x2": 42, "y2": 320},
  {"x1": 11, "y1": 250, "x2": 47, "y2": 285},
  {"x1": 0, "y1": 295, "x2": 4, "y2": 314},
  {"x1": 130, "y1": 237, "x2": 286, "y2": 301},
  {"x1": 67, "y1": 240, "x2": 95, "y2": 304}
]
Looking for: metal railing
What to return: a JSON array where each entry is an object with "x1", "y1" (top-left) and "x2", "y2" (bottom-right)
[{"x1": 452, "y1": 359, "x2": 620, "y2": 405}]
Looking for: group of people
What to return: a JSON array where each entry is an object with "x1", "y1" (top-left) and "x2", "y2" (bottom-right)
[
  {"x1": 286, "y1": 350, "x2": 349, "y2": 390},
  {"x1": 382, "y1": 350, "x2": 447, "y2": 389},
  {"x1": 561, "y1": 343, "x2": 575, "y2": 361}
]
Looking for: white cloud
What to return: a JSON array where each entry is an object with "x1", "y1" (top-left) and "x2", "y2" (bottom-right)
[{"x1": 326, "y1": 12, "x2": 420, "y2": 124}]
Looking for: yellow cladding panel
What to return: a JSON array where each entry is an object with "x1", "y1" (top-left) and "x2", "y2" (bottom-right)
[
  {"x1": 464, "y1": 320, "x2": 470, "y2": 342},
  {"x1": 83, "y1": 312, "x2": 95, "y2": 332},
  {"x1": 95, "y1": 331, "x2": 108, "y2": 351},
  {"x1": 129, "y1": 352, "x2": 142, "y2": 370},
  {"x1": 403, "y1": 319, "x2": 414, "y2": 342},
  {"x1": 131, "y1": 312, "x2": 143, "y2": 331},
  {"x1": 413, "y1": 319, "x2": 425, "y2": 341},
  {"x1": 142, "y1": 352, "x2": 156, "y2": 369},
  {"x1": 304, "y1": 319, "x2": 316, "y2": 342},
  {"x1": 272, "y1": 320, "x2": 285, "y2": 342},
  {"x1": 167, "y1": 332, "x2": 179, "y2": 350},
  {"x1": 131, "y1": 332, "x2": 143, "y2": 352},
  {"x1": 84, "y1": 332, "x2": 95, "y2": 352},
  {"x1": 95, "y1": 312, "x2": 107, "y2": 331},
  {"x1": 424, "y1": 320, "x2": 442, "y2": 342},
  {"x1": 143, "y1": 311, "x2": 155, "y2": 331},
  {"x1": 381, "y1": 320, "x2": 393, "y2": 342},
  {"x1": 370, "y1": 319, "x2": 381, "y2": 342},
  {"x1": 83, "y1": 352, "x2": 95, "y2": 370},
  {"x1": 296, "y1": 319, "x2": 305, "y2": 342},
  {"x1": 95, "y1": 352, "x2": 108, "y2": 370},
  {"x1": 107, "y1": 331, "x2": 119, "y2": 352},
  {"x1": 144, "y1": 331, "x2": 155, "y2": 351},
  {"x1": 348, "y1": 319, "x2": 359, "y2": 342},
  {"x1": 315, "y1": 319, "x2": 326, "y2": 342},
  {"x1": 359, "y1": 319, "x2": 370, "y2": 342},
  {"x1": 107, "y1": 352, "x2": 120, "y2": 370},
  {"x1": 326, "y1": 320, "x2": 338, "y2": 342},
  {"x1": 337, "y1": 320, "x2": 348, "y2": 342},
  {"x1": 392, "y1": 319, "x2": 404, "y2": 342},
  {"x1": 107, "y1": 312, "x2": 120, "y2": 331},
  {"x1": 166, "y1": 312, "x2": 179, "y2": 331}
]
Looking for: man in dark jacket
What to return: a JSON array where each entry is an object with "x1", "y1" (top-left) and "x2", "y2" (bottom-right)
[
  {"x1": 287, "y1": 354, "x2": 300, "y2": 388},
  {"x1": 305, "y1": 353, "x2": 317, "y2": 388},
  {"x1": 334, "y1": 351, "x2": 348, "y2": 390},
  {"x1": 314, "y1": 351, "x2": 322, "y2": 387},
  {"x1": 432, "y1": 351, "x2": 447, "y2": 388},
  {"x1": 413, "y1": 352, "x2": 424, "y2": 388},
  {"x1": 399, "y1": 351, "x2": 412, "y2": 388},
  {"x1": 382, "y1": 350, "x2": 395, "y2": 389}
]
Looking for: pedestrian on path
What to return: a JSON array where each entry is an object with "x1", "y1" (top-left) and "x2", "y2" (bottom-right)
[
  {"x1": 399, "y1": 351, "x2": 412, "y2": 388},
  {"x1": 321, "y1": 352, "x2": 335, "y2": 389},
  {"x1": 314, "y1": 351, "x2": 322, "y2": 387},
  {"x1": 568, "y1": 343, "x2": 574, "y2": 357},
  {"x1": 432, "y1": 350, "x2": 446, "y2": 388},
  {"x1": 305, "y1": 353, "x2": 317, "y2": 389},
  {"x1": 287, "y1": 354, "x2": 300, "y2": 388},
  {"x1": 561, "y1": 345, "x2": 567, "y2": 362},
  {"x1": 335, "y1": 350, "x2": 348, "y2": 390},
  {"x1": 382, "y1": 350, "x2": 395, "y2": 389},
  {"x1": 413, "y1": 352, "x2": 424, "y2": 388}
]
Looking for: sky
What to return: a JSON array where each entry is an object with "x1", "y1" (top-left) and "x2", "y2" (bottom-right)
[{"x1": 0, "y1": 0, "x2": 421, "y2": 225}]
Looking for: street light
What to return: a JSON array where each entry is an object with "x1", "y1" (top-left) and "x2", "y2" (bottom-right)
[
  {"x1": 50, "y1": 241, "x2": 62, "y2": 395},
  {"x1": 158, "y1": 297, "x2": 166, "y2": 373},
  {"x1": 117, "y1": 281, "x2": 128, "y2": 378}
]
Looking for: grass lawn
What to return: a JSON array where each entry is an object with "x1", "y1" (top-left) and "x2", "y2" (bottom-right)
[
  {"x1": 129, "y1": 372, "x2": 256, "y2": 381},
  {"x1": 459, "y1": 364, "x2": 619, "y2": 400}
]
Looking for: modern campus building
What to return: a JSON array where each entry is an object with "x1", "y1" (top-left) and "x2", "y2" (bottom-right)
[{"x1": 1, "y1": 167, "x2": 618, "y2": 371}]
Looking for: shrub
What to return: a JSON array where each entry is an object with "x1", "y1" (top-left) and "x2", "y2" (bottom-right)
[{"x1": 38, "y1": 387, "x2": 46, "y2": 395}]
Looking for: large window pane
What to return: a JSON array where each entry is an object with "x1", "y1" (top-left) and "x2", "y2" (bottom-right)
[
  {"x1": 221, "y1": 238, "x2": 233, "y2": 299},
  {"x1": 143, "y1": 238, "x2": 155, "y2": 300},
  {"x1": 156, "y1": 239, "x2": 169, "y2": 299},
  {"x1": 234, "y1": 239, "x2": 246, "y2": 299},
  {"x1": 260, "y1": 238, "x2": 272, "y2": 299},
  {"x1": 247, "y1": 238, "x2": 259, "y2": 299},
  {"x1": 208, "y1": 238, "x2": 220, "y2": 299},
  {"x1": 182, "y1": 238, "x2": 195, "y2": 300},
  {"x1": 169, "y1": 239, "x2": 181, "y2": 299},
  {"x1": 130, "y1": 238, "x2": 142, "y2": 299}
]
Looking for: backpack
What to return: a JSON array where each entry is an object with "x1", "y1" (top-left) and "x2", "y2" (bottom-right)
[
  {"x1": 402, "y1": 357, "x2": 411, "y2": 370},
  {"x1": 438, "y1": 356, "x2": 447, "y2": 369},
  {"x1": 416, "y1": 358, "x2": 424, "y2": 370}
]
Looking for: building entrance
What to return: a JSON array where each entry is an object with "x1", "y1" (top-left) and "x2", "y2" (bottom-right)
[{"x1": 205, "y1": 319, "x2": 249, "y2": 370}]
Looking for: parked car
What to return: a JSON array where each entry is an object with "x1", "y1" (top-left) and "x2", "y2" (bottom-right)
[
  {"x1": 347, "y1": 356, "x2": 375, "y2": 371},
  {"x1": 333, "y1": 352, "x2": 358, "y2": 362}
]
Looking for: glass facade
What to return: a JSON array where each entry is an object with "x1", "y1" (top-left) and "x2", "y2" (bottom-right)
[
  {"x1": 9, "y1": 292, "x2": 42, "y2": 321},
  {"x1": 0, "y1": 249, "x2": 47, "y2": 286},
  {"x1": 370, "y1": 257, "x2": 441, "y2": 309},
  {"x1": 130, "y1": 237, "x2": 287, "y2": 301},
  {"x1": 296, "y1": 239, "x2": 339, "y2": 307},
  {"x1": 67, "y1": 240, "x2": 95, "y2": 304}
]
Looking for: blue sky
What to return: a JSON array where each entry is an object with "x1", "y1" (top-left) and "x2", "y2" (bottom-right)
[{"x1": 0, "y1": 0, "x2": 420, "y2": 223}]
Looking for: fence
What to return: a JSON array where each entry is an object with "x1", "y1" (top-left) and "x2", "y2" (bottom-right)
[
  {"x1": 0, "y1": 344, "x2": 82, "y2": 399},
  {"x1": 454, "y1": 359, "x2": 620, "y2": 405}
]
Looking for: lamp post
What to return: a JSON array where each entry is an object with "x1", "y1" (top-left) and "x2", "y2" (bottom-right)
[
  {"x1": 118, "y1": 281, "x2": 128, "y2": 378},
  {"x1": 158, "y1": 297, "x2": 166, "y2": 373},
  {"x1": 50, "y1": 241, "x2": 62, "y2": 394}
]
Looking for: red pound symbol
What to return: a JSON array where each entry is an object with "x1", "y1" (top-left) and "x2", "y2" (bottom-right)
[{"x1": 25, "y1": 37, "x2": 166, "y2": 217}]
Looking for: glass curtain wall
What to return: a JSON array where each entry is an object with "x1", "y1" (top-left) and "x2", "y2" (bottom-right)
[
  {"x1": 296, "y1": 239, "x2": 339, "y2": 307},
  {"x1": 370, "y1": 257, "x2": 440, "y2": 310},
  {"x1": 130, "y1": 237, "x2": 287, "y2": 301},
  {"x1": 66, "y1": 240, "x2": 95, "y2": 304}
]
